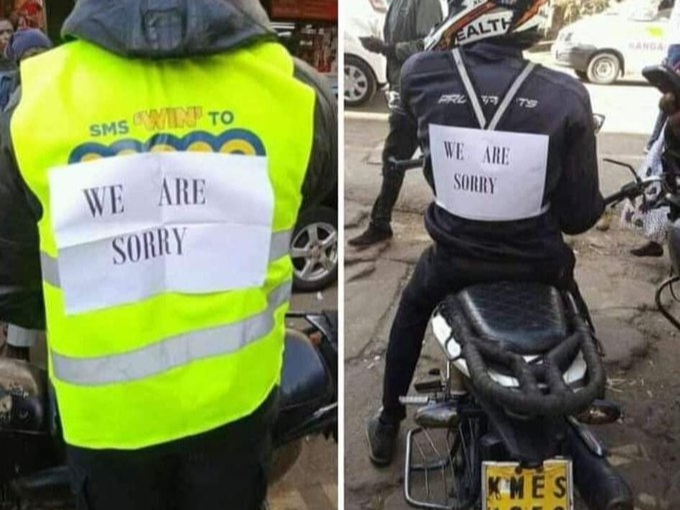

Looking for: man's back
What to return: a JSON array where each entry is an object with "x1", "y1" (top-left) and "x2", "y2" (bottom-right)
[
  {"x1": 401, "y1": 42, "x2": 604, "y2": 269},
  {"x1": 0, "y1": 0, "x2": 335, "y2": 451}
]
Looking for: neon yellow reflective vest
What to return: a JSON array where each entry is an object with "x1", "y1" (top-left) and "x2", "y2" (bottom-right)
[{"x1": 10, "y1": 39, "x2": 316, "y2": 449}]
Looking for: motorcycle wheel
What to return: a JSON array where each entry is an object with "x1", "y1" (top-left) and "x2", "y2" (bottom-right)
[{"x1": 448, "y1": 415, "x2": 484, "y2": 509}]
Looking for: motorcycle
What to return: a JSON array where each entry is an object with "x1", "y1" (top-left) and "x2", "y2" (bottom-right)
[
  {"x1": 0, "y1": 310, "x2": 337, "y2": 509},
  {"x1": 389, "y1": 114, "x2": 635, "y2": 510},
  {"x1": 600, "y1": 155, "x2": 680, "y2": 332}
]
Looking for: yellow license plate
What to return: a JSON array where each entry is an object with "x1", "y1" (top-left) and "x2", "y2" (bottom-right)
[{"x1": 482, "y1": 459, "x2": 572, "y2": 510}]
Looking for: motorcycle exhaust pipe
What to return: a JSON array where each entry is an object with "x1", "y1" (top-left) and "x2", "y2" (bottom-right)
[{"x1": 566, "y1": 424, "x2": 633, "y2": 510}]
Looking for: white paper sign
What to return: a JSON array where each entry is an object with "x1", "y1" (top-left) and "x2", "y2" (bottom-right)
[
  {"x1": 48, "y1": 152, "x2": 274, "y2": 315},
  {"x1": 429, "y1": 124, "x2": 549, "y2": 221}
]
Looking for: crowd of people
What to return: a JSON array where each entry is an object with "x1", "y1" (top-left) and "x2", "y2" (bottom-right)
[{"x1": 0, "y1": 18, "x2": 50, "y2": 361}]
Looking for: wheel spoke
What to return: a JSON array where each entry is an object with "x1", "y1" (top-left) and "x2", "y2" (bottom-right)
[
  {"x1": 320, "y1": 231, "x2": 338, "y2": 249},
  {"x1": 320, "y1": 253, "x2": 335, "y2": 271},
  {"x1": 290, "y1": 245, "x2": 311, "y2": 259},
  {"x1": 307, "y1": 226, "x2": 319, "y2": 243},
  {"x1": 300, "y1": 259, "x2": 315, "y2": 279}
]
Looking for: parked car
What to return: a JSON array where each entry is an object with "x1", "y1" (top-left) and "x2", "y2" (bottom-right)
[
  {"x1": 552, "y1": 0, "x2": 671, "y2": 84},
  {"x1": 344, "y1": 0, "x2": 388, "y2": 106},
  {"x1": 292, "y1": 185, "x2": 338, "y2": 292},
  {"x1": 291, "y1": 57, "x2": 338, "y2": 293}
]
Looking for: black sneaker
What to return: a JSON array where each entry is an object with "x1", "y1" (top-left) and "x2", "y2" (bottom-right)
[
  {"x1": 348, "y1": 225, "x2": 393, "y2": 247},
  {"x1": 630, "y1": 241, "x2": 664, "y2": 258},
  {"x1": 366, "y1": 411, "x2": 399, "y2": 467}
]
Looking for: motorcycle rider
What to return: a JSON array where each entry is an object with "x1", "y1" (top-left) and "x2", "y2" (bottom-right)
[
  {"x1": 662, "y1": 90, "x2": 680, "y2": 147},
  {"x1": 0, "y1": 0, "x2": 336, "y2": 508},
  {"x1": 366, "y1": 0, "x2": 604, "y2": 465}
]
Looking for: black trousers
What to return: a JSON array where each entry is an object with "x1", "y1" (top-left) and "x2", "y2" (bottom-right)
[
  {"x1": 68, "y1": 391, "x2": 277, "y2": 510},
  {"x1": 381, "y1": 246, "x2": 584, "y2": 421},
  {"x1": 370, "y1": 109, "x2": 419, "y2": 229}
]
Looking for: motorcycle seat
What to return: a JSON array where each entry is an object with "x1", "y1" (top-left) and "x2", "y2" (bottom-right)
[
  {"x1": 454, "y1": 282, "x2": 569, "y2": 356},
  {"x1": 275, "y1": 330, "x2": 332, "y2": 440}
]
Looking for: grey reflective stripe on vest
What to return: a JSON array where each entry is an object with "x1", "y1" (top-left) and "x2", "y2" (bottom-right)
[
  {"x1": 41, "y1": 252, "x2": 60, "y2": 287},
  {"x1": 270, "y1": 229, "x2": 293, "y2": 262},
  {"x1": 451, "y1": 48, "x2": 536, "y2": 132},
  {"x1": 486, "y1": 63, "x2": 536, "y2": 131},
  {"x1": 41, "y1": 229, "x2": 292, "y2": 288},
  {"x1": 447, "y1": 52, "x2": 550, "y2": 215},
  {"x1": 51, "y1": 279, "x2": 292, "y2": 386},
  {"x1": 451, "y1": 48, "x2": 487, "y2": 129}
]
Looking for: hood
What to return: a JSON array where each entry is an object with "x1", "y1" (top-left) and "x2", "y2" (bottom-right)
[{"x1": 62, "y1": 0, "x2": 277, "y2": 59}]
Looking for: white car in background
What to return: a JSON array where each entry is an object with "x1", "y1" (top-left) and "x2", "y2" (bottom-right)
[
  {"x1": 344, "y1": 0, "x2": 388, "y2": 106},
  {"x1": 552, "y1": 0, "x2": 671, "y2": 84}
]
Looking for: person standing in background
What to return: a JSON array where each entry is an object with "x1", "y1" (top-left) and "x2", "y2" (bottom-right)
[
  {"x1": 0, "y1": 27, "x2": 52, "y2": 110},
  {"x1": 0, "y1": 28, "x2": 52, "y2": 360},
  {"x1": 645, "y1": 0, "x2": 680, "y2": 153},
  {"x1": 629, "y1": 0, "x2": 680, "y2": 257},
  {"x1": 349, "y1": 0, "x2": 443, "y2": 247},
  {"x1": 0, "y1": 18, "x2": 14, "y2": 71}
]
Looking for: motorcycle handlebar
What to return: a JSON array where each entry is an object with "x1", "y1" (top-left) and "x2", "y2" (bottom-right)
[
  {"x1": 603, "y1": 182, "x2": 641, "y2": 206},
  {"x1": 602, "y1": 178, "x2": 665, "y2": 207}
]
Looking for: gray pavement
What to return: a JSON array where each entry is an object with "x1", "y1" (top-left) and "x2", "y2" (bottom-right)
[{"x1": 344, "y1": 76, "x2": 680, "y2": 509}]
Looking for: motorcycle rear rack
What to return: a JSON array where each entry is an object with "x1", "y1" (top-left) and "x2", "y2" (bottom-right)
[
  {"x1": 440, "y1": 292, "x2": 606, "y2": 417},
  {"x1": 404, "y1": 427, "x2": 458, "y2": 510},
  {"x1": 404, "y1": 422, "x2": 482, "y2": 510}
]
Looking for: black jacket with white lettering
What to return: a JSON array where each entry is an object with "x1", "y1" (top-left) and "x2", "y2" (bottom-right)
[
  {"x1": 0, "y1": 0, "x2": 337, "y2": 329},
  {"x1": 400, "y1": 41, "x2": 604, "y2": 273}
]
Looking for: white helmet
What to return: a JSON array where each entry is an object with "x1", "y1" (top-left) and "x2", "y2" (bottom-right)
[{"x1": 424, "y1": 0, "x2": 551, "y2": 50}]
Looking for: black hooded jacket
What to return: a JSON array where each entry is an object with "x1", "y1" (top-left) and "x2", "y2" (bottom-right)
[
  {"x1": 400, "y1": 41, "x2": 604, "y2": 274},
  {"x1": 0, "y1": 0, "x2": 337, "y2": 329}
]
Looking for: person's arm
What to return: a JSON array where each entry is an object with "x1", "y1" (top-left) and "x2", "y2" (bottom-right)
[
  {"x1": 292, "y1": 58, "x2": 338, "y2": 209},
  {"x1": 0, "y1": 87, "x2": 45, "y2": 329},
  {"x1": 398, "y1": 55, "x2": 419, "y2": 125},
  {"x1": 552, "y1": 92, "x2": 605, "y2": 235},
  {"x1": 363, "y1": 0, "x2": 443, "y2": 62},
  {"x1": 392, "y1": 0, "x2": 443, "y2": 63}
]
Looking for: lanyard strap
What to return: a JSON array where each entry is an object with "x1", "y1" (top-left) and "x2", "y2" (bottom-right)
[
  {"x1": 451, "y1": 48, "x2": 536, "y2": 131},
  {"x1": 451, "y1": 48, "x2": 487, "y2": 129}
]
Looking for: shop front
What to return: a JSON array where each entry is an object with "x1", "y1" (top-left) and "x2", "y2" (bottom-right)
[
  {"x1": 40, "y1": 0, "x2": 337, "y2": 96},
  {"x1": 0, "y1": 0, "x2": 46, "y2": 29},
  {"x1": 264, "y1": 0, "x2": 338, "y2": 94}
]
